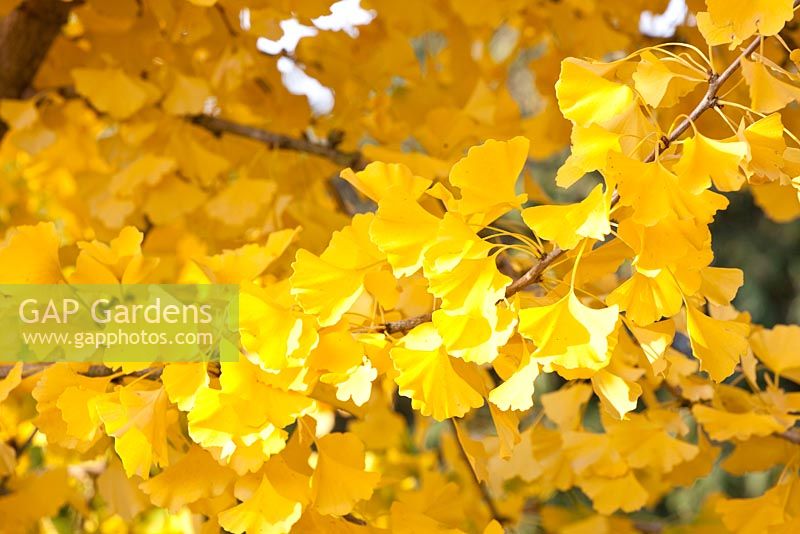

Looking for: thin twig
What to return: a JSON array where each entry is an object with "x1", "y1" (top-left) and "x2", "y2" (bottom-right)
[{"x1": 190, "y1": 115, "x2": 367, "y2": 170}]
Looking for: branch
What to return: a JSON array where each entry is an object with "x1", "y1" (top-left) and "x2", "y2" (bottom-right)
[
  {"x1": 0, "y1": 0, "x2": 76, "y2": 136},
  {"x1": 190, "y1": 114, "x2": 367, "y2": 170},
  {"x1": 383, "y1": 23, "x2": 779, "y2": 334},
  {"x1": 644, "y1": 34, "x2": 765, "y2": 164}
]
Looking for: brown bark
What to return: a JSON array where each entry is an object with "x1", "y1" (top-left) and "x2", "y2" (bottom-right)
[{"x1": 0, "y1": 0, "x2": 75, "y2": 135}]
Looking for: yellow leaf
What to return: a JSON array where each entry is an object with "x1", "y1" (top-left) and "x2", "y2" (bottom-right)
[
  {"x1": 290, "y1": 213, "x2": 384, "y2": 326},
  {"x1": 163, "y1": 72, "x2": 212, "y2": 115},
  {"x1": 627, "y1": 319, "x2": 675, "y2": 374},
  {"x1": 591, "y1": 369, "x2": 642, "y2": 420},
  {"x1": 72, "y1": 67, "x2": 160, "y2": 119},
  {"x1": 556, "y1": 124, "x2": 622, "y2": 188},
  {"x1": 489, "y1": 351, "x2": 539, "y2": 411},
  {"x1": 607, "y1": 268, "x2": 683, "y2": 326},
  {"x1": 522, "y1": 184, "x2": 611, "y2": 250},
  {"x1": 699, "y1": 266, "x2": 743, "y2": 306},
  {"x1": 606, "y1": 413, "x2": 698, "y2": 473},
  {"x1": 0, "y1": 223, "x2": 62, "y2": 283},
  {"x1": 95, "y1": 385, "x2": 171, "y2": 478},
  {"x1": 541, "y1": 383, "x2": 593, "y2": 430},
  {"x1": 697, "y1": 0, "x2": 795, "y2": 49},
  {"x1": 741, "y1": 57, "x2": 800, "y2": 114},
  {"x1": 686, "y1": 306, "x2": 750, "y2": 382},
  {"x1": 433, "y1": 303, "x2": 517, "y2": 365},
  {"x1": 673, "y1": 133, "x2": 747, "y2": 192},
  {"x1": 340, "y1": 162, "x2": 432, "y2": 203},
  {"x1": 607, "y1": 154, "x2": 728, "y2": 227},
  {"x1": 693, "y1": 405, "x2": 789, "y2": 440},
  {"x1": 0, "y1": 362, "x2": 22, "y2": 402},
  {"x1": 556, "y1": 58, "x2": 635, "y2": 127},
  {"x1": 109, "y1": 154, "x2": 176, "y2": 197},
  {"x1": 310, "y1": 433, "x2": 379, "y2": 515},
  {"x1": 632, "y1": 51, "x2": 703, "y2": 108},
  {"x1": 453, "y1": 420, "x2": 489, "y2": 483},
  {"x1": 218, "y1": 474, "x2": 303, "y2": 534},
  {"x1": 578, "y1": 472, "x2": 648, "y2": 514},
  {"x1": 139, "y1": 445, "x2": 235, "y2": 512},
  {"x1": 97, "y1": 456, "x2": 150, "y2": 521},
  {"x1": 716, "y1": 479, "x2": 797, "y2": 533},
  {"x1": 0, "y1": 469, "x2": 71, "y2": 533},
  {"x1": 448, "y1": 137, "x2": 529, "y2": 224},
  {"x1": 740, "y1": 112, "x2": 786, "y2": 182},
  {"x1": 161, "y1": 362, "x2": 209, "y2": 411},
  {"x1": 370, "y1": 187, "x2": 440, "y2": 277},
  {"x1": 751, "y1": 180, "x2": 800, "y2": 222},
  {"x1": 196, "y1": 228, "x2": 298, "y2": 283},
  {"x1": 519, "y1": 291, "x2": 619, "y2": 378},
  {"x1": 391, "y1": 323, "x2": 485, "y2": 421},
  {"x1": 240, "y1": 281, "x2": 319, "y2": 371},
  {"x1": 69, "y1": 226, "x2": 158, "y2": 284},
  {"x1": 750, "y1": 325, "x2": 800, "y2": 382}
]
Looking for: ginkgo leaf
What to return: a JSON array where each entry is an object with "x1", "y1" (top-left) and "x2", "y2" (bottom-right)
[
  {"x1": 673, "y1": 133, "x2": 747, "y2": 193},
  {"x1": 556, "y1": 124, "x2": 622, "y2": 188},
  {"x1": 196, "y1": 228, "x2": 297, "y2": 283},
  {"x1": 0, "y1": 362, "x2": 22, "y2": 402},
  {"x1": 452, "y1": 420, "x2": 490, "y2": 483},
  {"x1": 139, "y1": 446, "x2": 234, "y2": 511},
  {"x1": 607, "y1": 153, "x2": 728, "y2": 227},
  {"x1": 426, "y1": 255, "x2": 510, "y2": 315},
  {"x1": 627, "y1": 319, "x2": 675, "y2": 374},
  {"x1": 0, "y1": 223, "x2": 62, "y2": 283},
  {"x1": 160, "y1": 363, "x2": 209, "y2": 411},
  {"x1": 556, "y1": 58, "x2": 635, "y2": 127},
  {"x1": 290, "y1": 213, "x2": 385, "y2": 326},
  {"x1": 752, "y1": 180, "x2": 800, "y2": 222},
  {"x1": 488, "y1": 351, "x2": 539, "y2": 411},
  {"x1": 390, "y1": 323, "x2": 485, "y2": 420},
  {"x1": 163, "y1": 72, "x2": 212, "y2": 115},
  {"x1": 697, "y1": 0, "x2": 795, "y2": 49},
  {"x1": 522, "y1": 183, "x2": 611, "y2": 249},
  {"x1": 607, "y1": 268, "x2": 683, "y2": 326},
  {"x1": 692, "y1": 405, "x2": 790, "y2": 441},
  {"x1": 341, "y1": 162, "x2": 432, "y2": 203},
  {"x1": 72, "y1": 67, "x2": 160, "y2": 119},
  {"x1": 310, "y1": 433, "x2": 380, "y2": 515},
  {"x1": 541, "y1": 383, "x2": 593, "y2": 430},
  {"x1": 218, "y1": 474, "x2": 303, "y2": 534},
  {"x1": 577, "y1": 472, "x2": 648, "y2": 514},
  {"x1": 741, "y1": 57, "x2": 800, "y2": 114},
  {"x1": 96, "y1": 456, "x2": 150, "y2": 521},
  {"x1": 370, "y1": 187, "x2": 440, "y2": 277},
  {"x1": 591, "y1": 369, "x2": 642, "y2": 420},
  {"x1": 240, "y1": 281, "x2": 319, "y2": 371},
  {"x1": 448, "y1": 137, "x2": 528, "y2": 224},
  {"x1": 699, "y1": 267, "x2": 744, "y2": 306},
  {"x1": 95, "y1": 385, "x2": 171, "y2": 478},
  {"x1": 606, "y1": 413, "x2": 698, "y2": 473},
  {"x1": 739, "y1": 112, "x2": 786, "y2": 182},
  {"x1": 685, "y1": 305, "x2": 750, "y2": 382},
  {"x1": 632, "y1": 51, "x2": 704, "y2": 108},
  {"x1": 750, "y1": 325, "x2": 800, "y2": 382},
  {"x1": 519, "y1": 291, "x2": 619, "y2": 378},
  {"x1": 716, "y1": 479, "x2": 798, "y2": 533},
  {"x1": 432, "y1": 302, "x2": 516, "y2": 365},
  {"x1": 69, "y1": 226, "x2": 158, "y2": 284},
  {"x1": 0, "y1": 469, "x2": 71, "y2": 533}
]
